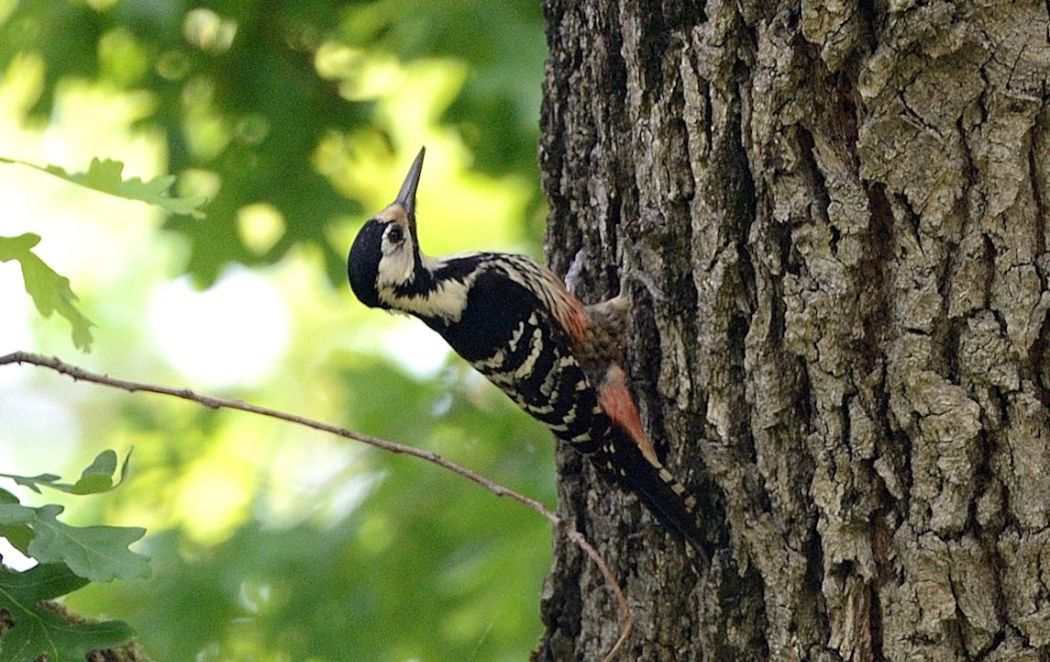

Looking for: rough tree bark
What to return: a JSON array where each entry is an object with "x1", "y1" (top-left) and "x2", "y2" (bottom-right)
[{"x1": 536, "y1": 1, "x2": 1050, "y2": 660}]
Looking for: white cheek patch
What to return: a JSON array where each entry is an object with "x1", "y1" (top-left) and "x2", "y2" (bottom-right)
[{"x1": 376, "y1": 241, "x2": 416, "y2": 289}]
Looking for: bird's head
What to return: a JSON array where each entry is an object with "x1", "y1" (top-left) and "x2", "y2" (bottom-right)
[{"x1": 347, "y1": 147, "x2": 426, "y2": 309}]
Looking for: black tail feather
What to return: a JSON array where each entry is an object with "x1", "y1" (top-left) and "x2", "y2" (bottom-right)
[{"x1": 589, "y1": 428, "x2": 710, "y2": 565}]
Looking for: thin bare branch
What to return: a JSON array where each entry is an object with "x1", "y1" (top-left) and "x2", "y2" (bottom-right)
[{"x1": 0, "y1": 350, "x2": 633, "y2": 659}]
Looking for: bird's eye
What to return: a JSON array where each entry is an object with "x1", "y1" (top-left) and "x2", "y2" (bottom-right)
[{"x1": 386, "y1": 225, "x2": 404, "y2": 243}]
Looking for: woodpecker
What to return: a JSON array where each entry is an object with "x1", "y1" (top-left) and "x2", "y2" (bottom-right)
[{"x1": 347, "y1": 148, "x2": 706, "y2": 558}]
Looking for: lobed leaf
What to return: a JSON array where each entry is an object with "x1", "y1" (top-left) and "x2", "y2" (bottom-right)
[
  {"x1": 27, "y1": 505, "x2": 149, "y2": 583},
  {"x1": 0, "y1": 233, "x2": 94, "y2": 351},
  {"x1": 0, "y1": 156, "x2": 208, "y2": 219},
  {"x1": 0, "y1": 564, "x2": 133, "y2": 662},
  {"x1": 0, "y1": 451, "x2": 149, "y2": 580},
  {"x1": 0, "y1": 449, "x2": 132, "y2": 495}
]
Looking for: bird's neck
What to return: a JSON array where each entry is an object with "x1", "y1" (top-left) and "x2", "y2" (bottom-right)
[{"x1": 380, "y1": 252, "x2": 484, "y2": 325}]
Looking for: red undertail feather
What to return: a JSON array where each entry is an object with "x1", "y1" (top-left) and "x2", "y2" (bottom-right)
[{"x1": 597, "y1": 364, "x2": 659, "y2": 466}]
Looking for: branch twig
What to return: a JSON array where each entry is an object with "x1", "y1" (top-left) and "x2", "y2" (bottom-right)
[{"x1": 0, "y1": 351, "x2": 633, "y2": 660}]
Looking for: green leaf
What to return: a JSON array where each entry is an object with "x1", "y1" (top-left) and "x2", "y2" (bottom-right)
[
  {"x1": 68, "y1": 449, "x2": 125, "y2": 495},
  {"x1": 0, "y1": 449, "x2": 132, "y2": 495},
  {"x1": 0, "y1": 156, "x2": 208, "y2": 219},
  {"x1": 0, "y1": 503, "x2": 35, "y2": 555},
  {"x1": 0, "y1": 564, "x2": 134, "y2": 662},
  {"x1": 0, "y1": 472, "x2": 60, "y2": 495},
  {"x1": 0, "y1": 454, "x2": 146, "y2": 575},
  {"x1": 0, "y1": 524, "x2": 34, "y2": 557},
  {"x1": 27, "y1": 505, "x2": 150, "y2": 583},
  {"x1": 0, "y1": 233, "x2": 94, "y2": 351},
  {"x1": 0, "y1": 503, "x2": 35, "y2": 525}
]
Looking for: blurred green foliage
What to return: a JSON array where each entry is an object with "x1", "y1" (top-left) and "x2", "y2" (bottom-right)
[
  {"x1": 0, "y1": 0, "x2": 553, "y2": 660},
  {"x1": 75, "y1": 359, "x2": 556, "y2": 661},
  {"x1": 0, "y1": 0, "x2": 545, "y2": 285}
]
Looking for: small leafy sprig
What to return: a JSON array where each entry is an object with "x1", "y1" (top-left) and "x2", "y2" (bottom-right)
[
  {"x1": 0, "y1": 233, "x2": 94, "y2": 352},
  {"x1": 0, "y1": 450, "x2": 148, "y2": 661}
]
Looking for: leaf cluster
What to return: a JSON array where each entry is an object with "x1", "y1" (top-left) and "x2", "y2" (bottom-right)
[{"x1": 0, "y1": 451, "x2": 149, "y2": 661}]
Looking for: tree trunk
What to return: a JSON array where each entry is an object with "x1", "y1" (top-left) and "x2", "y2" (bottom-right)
[{"x1": 536, "y1": 1, "x2": 1050, "y2": 659}]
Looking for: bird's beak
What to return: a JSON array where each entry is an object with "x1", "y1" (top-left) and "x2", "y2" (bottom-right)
[{"x1": 395, "y1": 146, "x2": 426, "y2": 222}]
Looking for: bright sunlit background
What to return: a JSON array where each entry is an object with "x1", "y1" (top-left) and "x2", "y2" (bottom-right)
[{"x1": 0, "y1": 2, "x2": 555, "y2": 660}]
